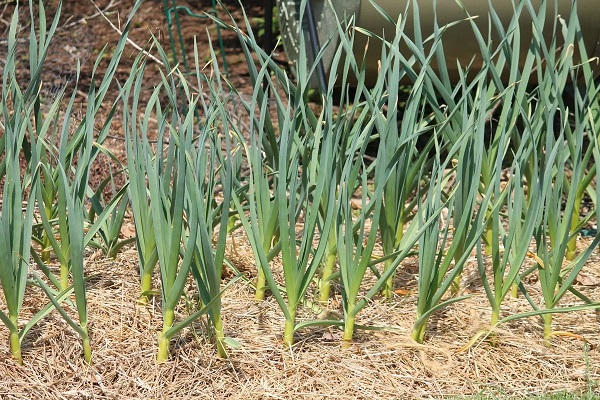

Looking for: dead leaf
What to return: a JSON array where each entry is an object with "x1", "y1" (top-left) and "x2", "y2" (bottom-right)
[
  {"x1": 121, "y1": 224, "x2": 136, "y2": 239},
  {"x1": 575, "y1": 273, "x2": 600, "y2": 286},
  {"x1": 394, "y1": 289, "x2": 414, "y2": 296}
]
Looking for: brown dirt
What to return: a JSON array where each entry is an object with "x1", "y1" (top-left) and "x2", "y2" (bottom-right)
[{"x1": 1, "y1": 1, "x2": 600, "y2": 399}]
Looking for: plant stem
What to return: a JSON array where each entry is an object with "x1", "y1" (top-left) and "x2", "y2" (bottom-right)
[
  {"x1": 9, "y1": 323, "x2": 22, "y2": 365},
  {"x1": 41, "y1": 204, "x2": 53, "y2": 262},
  {"x1": 566, "y1": 196, "x2": 582, "y2": 261},
  {"x1": 254, "y1": 265, "x2": 267, "y2": 301},
  {"x1": 60, "y1": 264, "x2": 69, "y2": 292},
  {"x1": 484, "y1": 217, "x2": 494, "y2": 256},
  {"x1": 342, "y1": 311, "x2": 355, "y2": 349},
  {"x1": 491, "y1": 306, "x2": 500, "y2": 327},
  {"x1": 381, "y1": 223, "x2": 405, "y2": 300},
  {"x1": 318, "y1": 251, "x2": 337, "y2": 304},
  {"x1": 510, "y1": 281, "x2": 518, "y2": 298},
  {"x1": 543, "y1": 313, "x2": 553, "y2": 347},
  {"x1": 255, "y1": 239, "x2": 272, "y2": 301},
  {"x1": 157, "y1": 334, "x2": 170, "y2": 363},
  {"x1": 381, "y1": 258, "x2": 394, "y2": 300},
  {"x1": 213, "y1": 314, "x2": 227, "y2": 359},
  {"x1": 82, "y1": 326, "x2": 92, "y2": 365},
  {"x1": 157, "y1": 308, "x2": 175, "y2": 362},
  {"x1": 411, "y1": 320, "x2": 427, "y2": 343},
  {"x1": 140, "y1": 272, "x2": 153, "y2": 303},
  {"x1": 283, "y1": 309, "x2": 297, "y2": 348}
]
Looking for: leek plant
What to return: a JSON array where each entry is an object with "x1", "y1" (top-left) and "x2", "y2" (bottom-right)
[
  {"x1": 0, "y1": 85, "x2": 48, "y2": 364},
  {"x1": 234, "y1": 89, "x2": 281, "y2": 302},
  {"x1": 32, "y1": 65, "x2": 133, "y2": 363},
  {"x1": 234, "y1": 57, "x2": 337, "y2": 346},
  {"x1": 149, "y1": 89, "x2": 200, "y2": 363},
  {"x1": 136, "y1": 72, "x2": 200, "y2": 362},
  {"x1": 515, "y1": 1, "x2": 600, "y2": 342},
  {"x1": 121, "y1": 56, "x2": 159, "y2": 301},
  {"x1": 123, "y1": 38, "x2": 238, "y2": 360},
  {"x1": 228, "y1": 53, "x2": 283, "y2": 302},
  {"x1": 274, "y1": 104, "x2": 336, "y2": 347},
  {"x1": 0, "y1": 2, "x2": 49, "y2": 363},
  {"x1": 38, "y1": 132, "x2": 95, "y2": 364},
  {"x1": 314, "y1": 99, "x2": 376, "y2": 305},
  {"x1": 335, "y1": 158, "x2": 380, "y2": 347},
  {"x1": 309, "y1": 17, "x2": 376, "y2": 304},
  {"x1": 0, "y1": 26, "x2": 74, "y2": 360},
  {"x1": 368, "y1": 3, "x2": 435, "y2": 301},
  {"x1": 0, "y1": 0, "x2": 74, "y2": 270},
  {"x1": 0, "y1": 100, "x2": 37, "y2": 365},
  {"x1": 477, "y1": 161, "x2": 540, "y2": 328},
  {"x1": 411, "y1": 68, "x2": 500, "y2": 343},
  {"x1": 526, "y1": 100, "x2": 600, "y2": 342},
  {"x1": 528, "y1": 128, "x2": 600, "y2": 342},
  {"x1": 87, "y1": 158, "x2": 133, "y2": 259},
  {"x1": 185, "y1": 128, "x2": 233, "y2": 359},
  {"x1": 470, "y1": 20, "x2": 548, "y2": 315},
  {"x1": 216, "y1": 5, "x2": 323, "y2": 304},
  {"x1": 562, "y1": 46, "x2": 600, "y2": 262},
  {"x1": 184, "y1": 38, "x2": 238, "y2": 358},
  {"x1": 411, "y1": 156, "x2": 486, "y2": 343},
  {"x1": 33, "y1": 1, "x2": 141, "y2": 292}
]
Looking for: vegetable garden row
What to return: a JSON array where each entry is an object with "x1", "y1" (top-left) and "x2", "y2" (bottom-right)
[{"x1": 1, "y1": 0, "x2": 599, "y2": 366}]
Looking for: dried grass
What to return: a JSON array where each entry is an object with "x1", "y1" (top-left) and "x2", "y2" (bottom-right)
[{"x1": 0, "y1": 232, "x2": 598, "y2": 399}]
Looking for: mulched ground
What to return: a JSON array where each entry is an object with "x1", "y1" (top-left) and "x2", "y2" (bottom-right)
[
  {"x1": 1, "y1": 235, "x2": 600, "y2": 399},
  {"x1": 1, "y1": 1, "x2": 600, "y2": 399}
]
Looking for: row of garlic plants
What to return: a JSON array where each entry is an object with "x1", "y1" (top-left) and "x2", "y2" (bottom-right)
[{"x1": 0, "y1": 0, "x2": 598, "y2": 365}]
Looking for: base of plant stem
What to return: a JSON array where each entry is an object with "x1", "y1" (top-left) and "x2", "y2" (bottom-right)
[
  {"x1": 10, "y1": 330, "x2": 22, "y2": 365},
  {"x1": 283, "y1": 317, "x2": 296, "y2": 348},
  {"x1": 491, "y1": 307, "x2": 500, "y2": 327},
  {"x1": 157, "y1": 333, "x2": 170, "y2": 362},
  {"x1": 543, "y1": 313, "x2": 553, "y2": 348},
  {"x1": 60, "y1": 265, "x2": 69, "y2": 292},
  {"x1": 254, "y1": 267, "x2": 267, "y2": 301},
  {"x1": 510, "y1": 282, "x2": 518, "y2": 298},
  {"x1": 539, "y1": 319, "x2": 588, "y2": 348},
  {"x1": 139, "y1": 273, "x2": 154, "y2": 304},
  {"x1": 83, "y1": 336, "x2": 92, "y2": 365},
  {"x1": 157, "y1": 310, "x2": 175, "y2": 362},
  {"x1": 411, "y1": 322, "x2": 427, "y2": 343},
  {"x1": 342, "y1": 314, "x2": 355, "y2": 349},
  {"x1": 213, "y1": 317, "x2": 228, "y2": 359}
]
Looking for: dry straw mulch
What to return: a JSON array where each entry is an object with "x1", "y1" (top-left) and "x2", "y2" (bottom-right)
[{"x1": 0, "y1": 233, "x2": 599, "y2": 400}]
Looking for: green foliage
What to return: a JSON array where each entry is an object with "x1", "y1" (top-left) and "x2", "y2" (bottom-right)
[{"x1": 1, "y1": 0, "x2": 599, "y2": 366}]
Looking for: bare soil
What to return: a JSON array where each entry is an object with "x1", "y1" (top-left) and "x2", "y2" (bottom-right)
[{"x1": 1, "y1": 1, "x2": 600, "y2": 399}]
